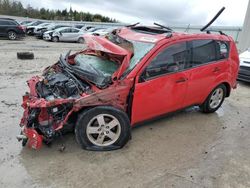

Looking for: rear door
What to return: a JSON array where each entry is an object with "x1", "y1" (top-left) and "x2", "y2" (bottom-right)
[
  {"x1": 69, "y1": 28, "x2": 81, "y2": 41},
  {"x1": 131, "y1": 41, "x2": 191, "y2": 124},
  {"x1": 60, "y1": 28, "x2": 72, "y2": 41},
  {"x1": 183, "y1": 39, "x2": 230, "y2": 107}
]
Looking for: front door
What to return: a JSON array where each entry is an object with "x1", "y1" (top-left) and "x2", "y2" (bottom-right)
[{"x1": 131, "y1": 41, "x2": 190, "y2": 124}]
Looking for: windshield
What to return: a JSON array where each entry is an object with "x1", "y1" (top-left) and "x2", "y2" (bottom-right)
[
  {"x1": 106, "y1": 33, "x2": 155, "y2": 76},
  {"x1": 74, "y1": 54, "x2": 119, "y2": 76},
  {"x1": 126, "y1": 40, "x2": 155, "y2": 73}
]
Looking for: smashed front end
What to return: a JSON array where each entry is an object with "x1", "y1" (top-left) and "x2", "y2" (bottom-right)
[
  {"x1": 18, "y1": 62, "x2": 90, "y2": 149},
  {"x1": 18, "y1": 34, "x2": 133, "y2": 149}
]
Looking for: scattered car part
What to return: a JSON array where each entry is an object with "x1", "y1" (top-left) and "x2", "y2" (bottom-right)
[
  {"x1": 200, "y1": 7, "x2": 226, "y2": 32},
  {"x1": 17, "y1": 52, "x2": 34, "y2": 60}
]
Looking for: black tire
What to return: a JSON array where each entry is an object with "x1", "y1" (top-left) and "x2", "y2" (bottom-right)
[
  {"x1": 26, "y1": 29, "x2": 33, "y2": 35},
  {"x1": 77, "y1": 37, "x2": 85, "y2": 43},
  {"x1": 52, "y1": 36, "x2": 59, "y2": 42},
  {"x1": 8, "y1": 31, "x2": 17, "y2": 40},
  {"x1": 200, "y1": 84, "x2": 226, "y2": 113},
  {"x1": 17, "y1": 52, "x2": 34, "y2": 60},
  {"x1": 75, "y1": 106, "x2": 131, "y2": 151}
]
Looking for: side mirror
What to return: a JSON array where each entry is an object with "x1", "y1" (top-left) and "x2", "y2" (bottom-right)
[{"x1": 59, "y1": 31, "x2": 62, "y2": 35}]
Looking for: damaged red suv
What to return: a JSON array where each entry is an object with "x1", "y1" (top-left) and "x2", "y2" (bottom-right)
[{"x1": 18, "y1": 24, "x2": 239, "y2": 151}]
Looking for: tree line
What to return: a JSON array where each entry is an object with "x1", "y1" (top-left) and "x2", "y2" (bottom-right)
[{"x1": 0, "y1": 0, "x2": 118, "y2": 22}]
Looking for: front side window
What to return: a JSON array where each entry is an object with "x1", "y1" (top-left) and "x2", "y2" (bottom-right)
[{"x1": 142, "y1": 42, "x2": 188, "y2": 79}]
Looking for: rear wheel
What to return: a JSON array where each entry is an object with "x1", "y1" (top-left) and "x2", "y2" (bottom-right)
[
  {"x1": 52, "y1": 36, "x2": 59, "y2": 42},
  {"x1": 75, "y1": 106, "x2": 131, "y2": 151},
  {"x1": 77, "y1": 37, "x2": 85, "y2": 43},
  {"x1": 200, "y1": 84, "x2": 226, "y2": 113},
  {"x1": 8, "y1": 31, "x2": 17, "y2": 40}
]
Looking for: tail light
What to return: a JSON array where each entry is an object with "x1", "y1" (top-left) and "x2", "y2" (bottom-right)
[{"x1": 18, "y1": 25, "x2": 26, "y2": 31}]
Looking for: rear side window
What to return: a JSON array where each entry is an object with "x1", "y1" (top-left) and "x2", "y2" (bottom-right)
[
  {"x1": 61, "y1": 28, "x2": 71, "y2": 33},
  {"x1": 190, "y1": 40, "x2": 217, "y2": 66},
  {"x1": 8, "y1": 21, "x2": 17, "y2": 25},
  {"x1": 0, "y1": 20, "x2": 9, "y2": 25},
  {"x1": 71, "y1": 28, "x2": 79, "y2": 33}
]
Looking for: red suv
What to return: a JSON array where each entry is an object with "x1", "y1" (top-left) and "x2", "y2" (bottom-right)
[{"x1": 18, "y1": 25, "x2": 239, "y2": 151}]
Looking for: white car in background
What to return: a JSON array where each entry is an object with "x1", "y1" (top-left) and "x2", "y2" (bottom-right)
[
  {"x1": 50, "y1": 27, "x2": 85, "y2": 43},
  {"x1": 33, "y1": 23, "x2": 51, "y2": 34},
  {"x1": 238, "y1": 48, "x2": 250, "y2": 82},
  {"x1": 91, "y1": 27, "x2": 118, "y2": 36}
]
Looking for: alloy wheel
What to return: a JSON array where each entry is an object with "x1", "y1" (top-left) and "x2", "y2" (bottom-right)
[
  {"x1": 209, "y1": 88, "x2": 224, "y2": 109},
  {"x1": 8, "y1": 31, "x2": 16, "y2": 40},
  {"x1": 86, "y1": 114, "x2": 121, "y2": 147}
]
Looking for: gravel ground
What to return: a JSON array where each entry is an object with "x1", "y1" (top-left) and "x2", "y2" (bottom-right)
[{"x1": 0, "y1": 37, "x2": 250, "y2": 188}]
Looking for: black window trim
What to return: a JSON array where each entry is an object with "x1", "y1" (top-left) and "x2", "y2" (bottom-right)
[{"x1": 139, "y1": 39, "x2": 230, "y2": 82}]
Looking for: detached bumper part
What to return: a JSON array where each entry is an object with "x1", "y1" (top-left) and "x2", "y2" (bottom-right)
[{"x1": 17, "y1": 128, "x2": 43, "y2": 149}]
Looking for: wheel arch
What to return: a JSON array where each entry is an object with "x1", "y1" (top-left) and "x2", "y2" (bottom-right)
[{"x1": 221, "y1": 81, "x2": 231, "y2": 97}]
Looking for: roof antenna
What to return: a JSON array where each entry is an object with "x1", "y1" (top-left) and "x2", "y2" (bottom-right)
[{"x1": 200, "y1": 7, "x2": 225, "y2": 32}]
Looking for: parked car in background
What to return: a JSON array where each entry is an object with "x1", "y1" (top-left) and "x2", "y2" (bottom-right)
[
  {"x1": 0, "y1": 18, "x2": 25, "y2": 40},
  {"x1": 36, "y1": 24, "x2": 70, "y2": 39},
  {"x1": 19, "y1": 20, "x2": 32, "y2": 25},
  {"x1": 80, "y1": 26, "x2": 94, "y2": 31},
  {"x1": 74, "y1": 24, "x2": 85, "y2": 29},
  {"x1": 26, "y1": 21, "x2": 44, "y2": 35},
  {"x1": 33, "y1": 23, "x2": 51, "y2": 35},
  {"x1": 50, "y1": 27, "x2": 85, "y2": 42},
  {"x1": 238, "y1": 48, "x2": 250, "y2": 82},
  {"x1": 92, "y1": 27, "x2": 119, "y2": 36}
]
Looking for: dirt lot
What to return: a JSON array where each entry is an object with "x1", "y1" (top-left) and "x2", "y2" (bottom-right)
[{"x1": 0, "y1": 37, "x2": 250, "y2": 188}]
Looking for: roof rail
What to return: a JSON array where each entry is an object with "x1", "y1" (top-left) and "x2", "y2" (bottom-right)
[{"x1": 206, "y1": 30, "x2": 227, "y2": 35}]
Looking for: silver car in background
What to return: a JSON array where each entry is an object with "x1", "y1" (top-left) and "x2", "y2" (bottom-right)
[{"x1": 50, "y1": 27, "x2": 85, "y2": 43}]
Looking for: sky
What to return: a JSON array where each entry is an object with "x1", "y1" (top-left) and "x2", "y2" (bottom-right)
[{"x1": 19, "y1": 0, "x2": 249, "y2": 26}]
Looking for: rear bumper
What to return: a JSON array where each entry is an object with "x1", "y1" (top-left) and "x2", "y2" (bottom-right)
[{"x1": 238, "y1": 66, "x2": 250, "y2": 82}]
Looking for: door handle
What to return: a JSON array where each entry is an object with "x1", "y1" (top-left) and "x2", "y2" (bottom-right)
[
  {"x1": 213, "y1": 67, "x2": 221, "y2": 73},
  {"x1": 176, "y1": 77, "x2": 188, "y2": 83}
]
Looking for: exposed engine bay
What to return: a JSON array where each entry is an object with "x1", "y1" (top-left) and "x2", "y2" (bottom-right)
[{"x1": 18, "y1": 34, "x2": 134, "y2": 150}]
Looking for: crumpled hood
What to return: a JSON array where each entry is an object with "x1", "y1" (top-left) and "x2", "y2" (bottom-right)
[{"x1": 84, "y1": 35, "x2": 132, "y2": 78}]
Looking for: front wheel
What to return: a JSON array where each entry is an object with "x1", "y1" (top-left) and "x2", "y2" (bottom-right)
[
  {"x1": 52, "y1": 36, "x2": 59, "y2": 42},
  {"x1": 75, "y1": 106, "x2": 131, "y2": 151},
  {"x1": 200, "y1": 84, "x2": 226, "y2": 113}
]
